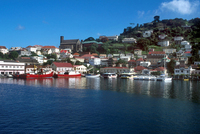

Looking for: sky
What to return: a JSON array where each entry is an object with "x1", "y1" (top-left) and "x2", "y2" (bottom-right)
[{"x1": 0, "y1": 0, "x2": 200, "y2": 49}]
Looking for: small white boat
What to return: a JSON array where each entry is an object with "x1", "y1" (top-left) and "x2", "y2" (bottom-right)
[
  {"x1": 85, "y1": 74, "x2": 100, "y2": 78},
  {"x1": 102, "y1": 73, "x2": 117, "y2": 78},
  {"x1": 157, "y1": 74, "x2": 172, "y2": 81}
]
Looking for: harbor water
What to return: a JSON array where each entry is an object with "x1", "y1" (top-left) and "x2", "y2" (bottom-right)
[{"x1": 0, "y1": 77, "x2": 200, "y2": 133}]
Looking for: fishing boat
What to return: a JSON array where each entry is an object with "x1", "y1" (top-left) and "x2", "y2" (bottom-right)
[
  {"x1": 19, "y1": 71, "x2": 54, "y2": 79},
  {"x1": 101, "y1": 73, "x2": 117, "y2": 78},
  {"x1": 85, "y1": 74, "x2": 100, "y2": 78},
  {"x1": 53, "y1": 71, "x2": 81, "y2": 78}
]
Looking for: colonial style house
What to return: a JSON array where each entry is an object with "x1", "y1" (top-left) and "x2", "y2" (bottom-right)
[
  {"x1": 100, "y1": 67, "x2": 134, "y2": 74},
  {"x1": 146, "y1": 51, "x2": 165, "y2": 66},
  {"x1": 0, "y1": 60, "x2": 25, "y2": 75},
  {"x1": 0, "y1": 46, "x2": 8, "y2": 54},
  {"x1": 59, "y1": 36, "x2": 82, "y2": 52},
  {"x1": 16, "y1": 49, "x2": 32, "y2": 56},
  {"x1": 174, "y1": 64, "x2": 194, "y2": 75},
  {"x1": 73, "y1": 65, "x2": 87, "y2": 74},
  {"x1": 26, "y1": 46, "x2": 37, "y2": 53},
  {"x1": 42, "y1": 46, "x2": 59, "y2": 54},
  {"x1": 51, "y1": 62, "x2": 73, "y2": 73}
]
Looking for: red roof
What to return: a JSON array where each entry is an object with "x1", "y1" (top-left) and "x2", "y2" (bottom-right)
[
  {"x1": 155, "y1": 67, "x2": 165, "y2": 71},
  {"x1": 148, "y1": 51, "x2": 165, "y2": 54},
  {"x1": 73, "y1": 53, "x2": 80, "y2": 55},
  {"x1": 134, "y1": 66, "x2": 147, "y2": 71},
  {"x1": 42, "y1": 46, "x2": 58, "y2": 49},
  {"x1": 136, "y1": 58, "x2": 144, "y2": 61},
  {"x1": 74, "y1": 56, "x2": 84, "y2": 59},
  {"x1": 185, "y1": 51, "x2": 191, "y2": 53},
  {"x1": 53, "y1": 62, "x2": 73, "y2": 67},
  {"x1": 103, "y1": 67, "x2": 128, "y2": 69},
  {"x1": 128, "y1": 60, "x2": 136, "y2": 62},
  {"x1": 60, "y1": 50, "x2": 69, "y2": 53},
  {"x1": 81, "y1": 54, "x2": 94, "y2": 58}
]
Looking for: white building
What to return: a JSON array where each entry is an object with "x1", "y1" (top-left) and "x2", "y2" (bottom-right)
[
  {"x1": 106, "y1": 35, "x2": 118, "y2": 41},
  {"x1": 140, "y1": 61, "x2": 151, "y2": 67},
  {"x1": 74, "y1": 65, "x2": 87, "y2": 74},
  {"x1": 26, "y1": 46, "x2": 37, "y2": 53},
  {"x1": 89, "y1": 58, "x2": 101, "y2": 66},
  {"x1": 157, "y1": 40, "x2": 170, "y2": 47},
  {"x1": 163, "y1": 48, "x2": 176, "y2": 55},
  {"x1": 122, "y1": 38, "x2": 137, "y2": 43},
  {"x1": 174, "y1": 65, "x2": 194, "y2": 75},
  {"x1": 194, "y1": 61, "x2": 200, "y2": 66},
  {"x1": 0, "y1": 46, "x2": 8, "y2": 54},
  {"x1": 100, "y1": 67, "x2": 134, "y2": 73},
  {"x1": 143, "y1": 30, "x2": 153, "y2": 38},
  {"x1": 0, "y1": 61, "x2": 25, "y2": 75},
  {"x1": 120, "y1": 56, "x2": 131, "y2": 62},
  {"x1": 31, "y1": 56, "x2": 48, "y2": 64}
]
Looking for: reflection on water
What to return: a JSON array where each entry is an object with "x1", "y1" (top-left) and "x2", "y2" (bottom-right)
[{"x1": 0, "y1": 78, "x2": 200, "y2": 103}]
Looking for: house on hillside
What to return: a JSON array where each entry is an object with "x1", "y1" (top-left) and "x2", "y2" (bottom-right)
[
  {"x1": 0, "y1": 46, "x2": 8, "y2": 54},
  {"x1": 146, "y1": 51, "x2": 166, "y2": 66},
  {"x1": 143, "y1": 30, "x2": 153, "y2": 38},
  {"x1": 60, "y1": 50, "x2": 73, "y2": 59},
  {"x1": 157, "y1": 40, "x2": 170, "y2": 47},
  {"x1": 174, "y1": 36, "x2": 184, "y2": 45},
  {"x1": 134, "y1": 66, "x2": 147, "y2": 74},
  {"x1": 163, "y1": 48, "x2": 176, "y2": 55},
  {"x1": 122, "y1": 38, "x2": 137, "y2": 43},
  {"x1": 89, "y1": 58, "x2": 101, "y2": 66},
  {"x1": 82, "y1": 41, "x2": 103, "y2": 48},
  {"x1": 16, "y1": 57, "x2": 38, "y2": 65},
  {"x1": 73, "y1": 65, "x2": 87, "y2": 74},
  {"x1": 100, "y1": 35, "x2": 118, "y2": 41},
  {"x1": 51, "y1": 62, "x2": 73, "y2": 73},
  {"x1": 59, "y1": 36, "x2": 82, "y2": 52},
  {"x1": 16, "y1": 49, "x2": 32, "y2": 56},
  {"x1": 128, "y1": 60, "x2": 136, "y2": 68},
  {"x1": 136, "y1": 58, "x2": 144, "y2": 66},
  {"x1": 134, "y1": 49, "x2": 142, "y2": 56},
  {"x1": 42, "y1": 46, "x2": 59, "y2": 53},
  {"x1": 26, "y1": 46, "x2": 37, "y2": 53},
  {"x1": 81, "y1": 54, "x2": 95, "y2": 62}
]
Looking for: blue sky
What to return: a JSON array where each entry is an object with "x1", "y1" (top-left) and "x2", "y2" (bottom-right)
[{"x1": 0, "y1": 0, "x2": 200, "y2": 49}]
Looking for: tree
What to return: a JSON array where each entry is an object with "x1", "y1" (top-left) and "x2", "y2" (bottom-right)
[
  {"x1": 137, "y1": 38, "x2": 150, "y2": 53},
  {"x1": 31, "y1": 52, "x2": 38, "y2": 56},
  {"x1": 9, "y1": 51, "x2": 19, "y2": 60},
  {"x1": 84, "y1": 37, "x2": 95, "y2": 42},
  {"x1": 153, "y1": 16, "x2": 160, "y2": 23},
  {"x1": 167, "y1": 59, "x2": 176, "y2": 74}
]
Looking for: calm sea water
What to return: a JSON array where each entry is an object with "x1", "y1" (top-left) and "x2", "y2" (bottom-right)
[{"x1": 0, "y1": 78, "x2": 200, "y2": 133}]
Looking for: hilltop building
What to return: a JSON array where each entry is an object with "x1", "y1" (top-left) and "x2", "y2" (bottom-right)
[{"x1": 59, "y1": 36, "x2": 82, "y2": 53}]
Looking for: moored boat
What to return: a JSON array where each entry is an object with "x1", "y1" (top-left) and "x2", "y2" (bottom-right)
[
  {"x1": 85, "y1": 74, "x2": 100, "y2": 78},
  {"x1": 120, "y1": 73, "x2": 136, "y2": 79},
  {"x1": 53, "y1": 71, "x2": 81, "y2": 78},
  {"x1": 156, "y1": 74, "x2": 172, "y2": 81},
  {"x1": 102, "y1": 73, "x2": 117, "y2": 78},
  {"x1": 19, "y1": 71, "x2": 54, "y2": 79}
]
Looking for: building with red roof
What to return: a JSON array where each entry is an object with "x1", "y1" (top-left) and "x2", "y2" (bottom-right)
[
  {"x1": 51, "y1": 62, "x2": 73, "y2": 73},
  {"x1": 41, "y1": 46, "x2": 59, "y2": 54}
]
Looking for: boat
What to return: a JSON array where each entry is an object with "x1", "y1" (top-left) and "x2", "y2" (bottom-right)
[
  {"x1": 19, "y1": 71, "x2": 54, "y2": 79},
  {"x1": 156, "y1": 56, "x2": 172, "y2": 82},
  {"x1": 53, "y1": 71, "x2": 81, "y2": 78},
  {"x1": 120, "y1": 73, "x2": 136, "y2": 79},
  {"x1": 101, "y1": 73, "x2": 117, "y2": 78},
  {"x1": 85, "y1": 74, "x2": 100, "y2": 78},
  {"x1": 156, "y1": 74, "x2": 172, "y2": 81}
]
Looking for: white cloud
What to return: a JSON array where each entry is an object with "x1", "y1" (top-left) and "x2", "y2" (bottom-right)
[
  {"x1": 16, "y1": 25, "x2": 25, "y2": 30},
  {"x1": 138, "y1": 11, "x2": 145, "y2": 18},
  {"x1": 97, "y1": 33, "x2": 102, "y2": 36},
  {"x1": 160, "y1": 0, "x2": 200, "y2": 15}
]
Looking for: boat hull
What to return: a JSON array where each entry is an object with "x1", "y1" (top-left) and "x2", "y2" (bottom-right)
[
  {"x1": 19, "y1": 72, "x2": 54, "y2": 79},
  {"x1": 53, "y1": 73, "x2": 81, "y2": 78}
]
